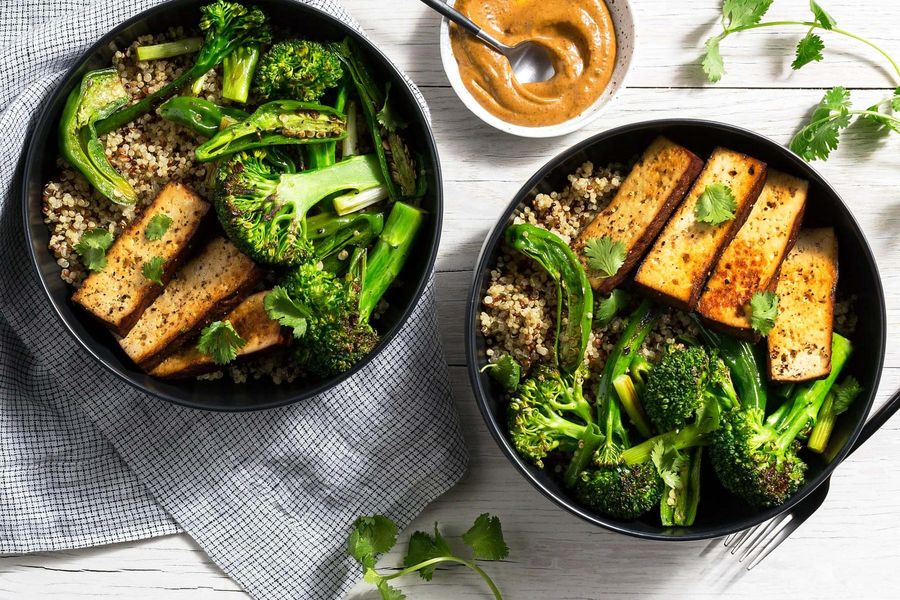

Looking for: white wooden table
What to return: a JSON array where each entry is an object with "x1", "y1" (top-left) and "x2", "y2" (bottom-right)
[{"x1": 4, "y1": 1, "x2": 900, "y2": 597}]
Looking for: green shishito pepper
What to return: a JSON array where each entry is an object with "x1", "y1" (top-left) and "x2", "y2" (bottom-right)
[
  {"x1": 59, "y1": 68, "x2": 137, "y2": 205},
  {"x1": 158, "y1": 96, "x2": 249, "y2": 137},
  {"x1": 505, "y1": 223, "x2": 594, "y2": 375},
  {"x1": 194, "y1": 100, "x2": 347, "y2": 162}
]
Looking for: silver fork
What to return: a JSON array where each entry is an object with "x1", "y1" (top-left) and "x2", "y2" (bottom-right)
[{"x1": 721, "y1": 386, "x2": 900, "y2": 570}]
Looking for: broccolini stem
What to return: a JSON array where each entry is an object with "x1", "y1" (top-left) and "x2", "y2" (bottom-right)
[
  {"x1": 775, "y1": 334, "x2": 853, "y2": 451},
  {"x1": 621, "y1": 421, "x2": 711, "y2": 466},
  {"x1": 135, "y1": 37, "x2": 203, "y2": 61},
  {"x1": 807, "y1": 392, "x2": 837, "y2": 454},
  {"x1": 564, "y1": 423, "x2": 604, "y2": 488},
  {"x1": 613, "y1": 374, "x2": 653, "y2": 439},
  {"x1": 380, "y1": 556, "x2": 503, "y2": 600},
  {"x1": 694, "y1": 319, "x2": 767, "y2": 413}
]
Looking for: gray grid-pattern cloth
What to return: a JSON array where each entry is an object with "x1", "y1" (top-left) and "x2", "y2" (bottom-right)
[{"x1": 0, "y1": 1, "x2": 468, "y2": 598}]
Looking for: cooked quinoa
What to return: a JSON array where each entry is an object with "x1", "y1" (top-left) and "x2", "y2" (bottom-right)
[{"x1": 479, "y1": 160, "x2": 699, "y2": 379}]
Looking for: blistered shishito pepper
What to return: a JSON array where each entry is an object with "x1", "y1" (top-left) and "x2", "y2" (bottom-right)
[
  {"x1": 158, "y1": 96, "x2": 249, "y2": 137},
  {"x1": 58, "y1": 68, "x2": 137, "y2": 205},
  {"x1": 505, "y1": 223, "x2": 594, "y2": 375}
]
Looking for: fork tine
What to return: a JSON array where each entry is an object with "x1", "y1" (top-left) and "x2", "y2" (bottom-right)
[
  {"x1": 727, "y1": 526, "x2": 756, "y2": 553},
  {"x1": 723, "y1": 532, "x2": 739, "y2": 546},
  {"x1": 745, "y1": 516, "x2": 803, "y2": 570},
  {"x1": 738, "y1": 513, "x2": 789, "y2": 563}
]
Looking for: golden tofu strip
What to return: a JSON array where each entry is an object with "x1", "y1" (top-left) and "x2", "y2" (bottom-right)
[
  {"x1": 768, "y1": 228, "x2": 838, "y2": 382},
  {"x1": 150, "y1": 292, "x2": 290, "y2": 378},
  {"x1": 633, "y1": 147, "x2": 767, "y2": 311},
  {"x1": 698, "y1": 170, "x2": 807, "y2": 338},
  {"x1": 73, "y1": 183, "x2": 209, "y2": 336},
  {"x1": 576, "y1": 136, "x2": 703, "y2": 293},
  {"x1": 118, "y1": 237, "x2": 262, "y2": 369}
]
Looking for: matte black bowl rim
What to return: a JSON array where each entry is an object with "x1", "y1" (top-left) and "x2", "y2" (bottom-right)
[
  {"x1": 21, "y1": 0, "x2": 442, "y2": 412},
  {"x1": 464, "y1": 118, "x2": 886, "y2": 541}
]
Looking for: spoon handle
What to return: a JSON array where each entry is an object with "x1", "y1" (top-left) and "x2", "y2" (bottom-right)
[{"x1": 418, "y1": 0, "x2": 506, "y2": 53}]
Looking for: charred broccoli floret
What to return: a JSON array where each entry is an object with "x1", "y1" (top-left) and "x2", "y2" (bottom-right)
[
  {"x1": 507, "y1": 366, "x2": 593, "y2": 468},
  {"x1": 254, "y1": 40, "x2": 344, "y2": 102},
  {"x1": 711, "y1": 333, "x2": 853, "y2": 509},
  {"x1": 643, "y1": 345, "x2": 738, "y2": 432},
  {"x1": 213, "y1": 150, "x2": 384, "y2": 265}
]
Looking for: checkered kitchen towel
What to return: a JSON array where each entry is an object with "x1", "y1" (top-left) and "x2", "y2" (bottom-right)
[{"x1": 0, "y1": 1, "x2": 467, "y2": 598}]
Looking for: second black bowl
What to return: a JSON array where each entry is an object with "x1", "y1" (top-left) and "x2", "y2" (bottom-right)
[
  {"x1": 465, "y1": 119, "x2": 885, "y2": 540},
  {"x1": 21, "y1": 0, "x2": 442, "y2": 411}
]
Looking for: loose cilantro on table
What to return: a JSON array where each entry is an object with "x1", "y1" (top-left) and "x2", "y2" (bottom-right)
[
  {"x1": 694, "y1": 183, "x2": 736, "y2": 225},
  {"x1": 141, "y1": 256, "x2": 166, "y2": 286},
  {"x1": 348, "y1": 513, "x2": 508, "y2": 600},
  {"x1": 749, "y1": 290, "x2": 779, "y2": 335},
  {"x1": 145, "y1": 213, "x2": 173, "y2": 241},
  {"x1": 700, "y1": 1, "x2": 899, "y2": 161},
  {"x1": 74, "y1": 228, "x2": 114, "y2": 272},
  {"x1": 197, "y1": 320, "x2": 246, "y2": 365},
  {"x1": 582, "y1": 235, "x2": 626, "y2": 279}
]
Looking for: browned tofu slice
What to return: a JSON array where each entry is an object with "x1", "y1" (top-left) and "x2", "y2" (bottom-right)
[
  {"x1": 633, "y1": 147, "x2": 767, "y2": 311},
  {"x1": 118, "y1": 237, "x2": 262, "y2": 369},
  {"x1": 697, "y1": 171, "x2": 808, "y2": 338},
  {"x1": 576, "y1": 137, "x2": 703, "y2": 292},
  {"x1": 768, "y1": 228, "x2": 838, "y2": 382},
  {"x1": 73, "y1": 183, "x2": 210, "y2": 336},
  {"x1": 149, "y1": 292, "x2": 290, "y2": 378}
]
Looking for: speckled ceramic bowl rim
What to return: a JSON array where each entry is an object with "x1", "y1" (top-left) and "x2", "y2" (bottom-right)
[{"x1": 438, "y1": 0, "x2": 636, "y2": 138}]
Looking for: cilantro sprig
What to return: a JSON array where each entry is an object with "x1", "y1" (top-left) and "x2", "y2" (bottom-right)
[
  {"x1": 141, "y1": 255, "x2": 165, "y2": 286},
  {"x1": 348, "y1": 513, "x2": 508, "y2": 600},
  {"x1": 695, "y1": 184, "x2": 736, "y2": 225},
  {"x1": 197, "y1": 320, "x2": 246, "y2": 365},
  {"x1": 749, "y1": 291, "x2": 779, "y2": 335},
  {"x1": 702, "y1": 0, "x2": 899, "y2": 84},
  {"x1": 582, "y1": 235, "x2": 626, "y2": 279},
  {"x1": 74, "y1": 228, "x2": 114, "y2": 272},
  {"x1": 264, "y1": 286, "x2": 311, "y2": 338},
  {"x1": 145, "y1": 213, "x2": 173, "y2": 241},
  {"x1": 594, "y1": 288, "x2": 631, "y2": 328}
]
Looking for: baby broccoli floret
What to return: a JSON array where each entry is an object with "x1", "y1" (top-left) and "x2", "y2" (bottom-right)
[
  {"x1": 254, "y1": 40, "x2": 344, "y2": 102},
  {"x1": 507, "y1": 366, "x2": 594, "y2": 468},
  {"x1": 572, "y1": 301, "x2": 664, "y2": 520},
  {"x1": 97, "y1": 0, "x2": 270, "y2": 134},
  {"x1": 711, "y1": 333, "x2": 853, "y2": 509},
  {"x1": 213, "y1": 150, "x2": 384, "y2": 265},
  {"x1": 266, "y1": 263, "x2": 378, "y2": 378},
  {"x1": 643, "y1": 346, "x2": 738, "y2": 432}
]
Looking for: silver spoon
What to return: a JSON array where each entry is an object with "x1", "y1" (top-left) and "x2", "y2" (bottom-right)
[{"x1": 420, "y1": 0, "x2": 556, "y2": 84}]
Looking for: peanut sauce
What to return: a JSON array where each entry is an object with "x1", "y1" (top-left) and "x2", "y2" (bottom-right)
[{"x1": 449, "y1": 0, "x2": 617, "y2": 127}]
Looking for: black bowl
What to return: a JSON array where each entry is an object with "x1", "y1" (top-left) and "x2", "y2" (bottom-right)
[
  {"x1": 21, "y1": 0, "x2": 442, "y2": 411},
  {"x1": 465, "y1": 119, "x2": 885, "y2": 540}
]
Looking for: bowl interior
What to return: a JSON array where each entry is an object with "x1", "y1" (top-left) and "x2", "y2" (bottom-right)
[
  {"x1": 438, "y1": 0, "x2": 635, "y2": 138},
  {"x1": 466, "y1": 120, "x2": 884, "y2": 539},
  {"x1": 22, "y1": 0, "x2": 442, "y2": 411}
]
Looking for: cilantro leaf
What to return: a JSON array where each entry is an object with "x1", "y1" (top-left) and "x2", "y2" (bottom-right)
[
  {"x1": 376, "y1": 83, "x2": 408, "y2": 132},
  {"x1": 792, "y1": 32, "x2": 825, "y2": 70},
  {"x1": 462, "y1": 513, "x2": 509, "y2": 561},
  {"x1": 74, "y1": 228, "x2": 114, "y2": 272},
  {"x1": 376, "y1": 581, "x2": 407, "y2": 600},
  {"x1": 831, "y1": 376, "x2": 863, "y2": 414},
  {"x1": 263, "y1": 286, "x2": 311, "y2": 338},
  {"x1": 144, "y1": 213, "x2": 173, "y2": 241},
  {"x1": 403, "y1": 524, "x2": 453, "y2": 581},
  {"x1": 196, "y1": 320, "x2": 246, "y2": 365},
  {"x1": 809, "y1": 0, "x2": 837, "y2": 29},
  {"x1": 790, "y1": 87, "x2": 852, "y2": 161},
  {"x1": 723, "y1": 0, "x2": 773, "y2": 30},
  {"x1": 651, "y1": 441, "x2": 685, "y2": 490},
  {"x1": 347, "y1": 515, "x2": 397, "y2": 570},
  {"x1": 595, "y1": 289, "x2": 630, "y2": 328},
  {"x1": 892, "y1": 87, "x2": 900, "y2": 112},
  {"x1": 695, "y1": 183, "x2": 737, "y2": 225},
  {"x1": 749, "y1": 291, "x2": 779, "y2": 335},
  {"x1": 702, "y1": 36, "x2": 726, "y2": 83},
  {"x1": 141, "y1": 255, "x2": 165, "y2": 286},
  {"x1": 862, "y1": 88, "x2": 900, "y2": 133},
  {"x1": 480, "y1": 354, "x2": 522, "y2": 393},
  {"x1": 583, "y1": 235, "x2": 626, "y2": 279}
]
